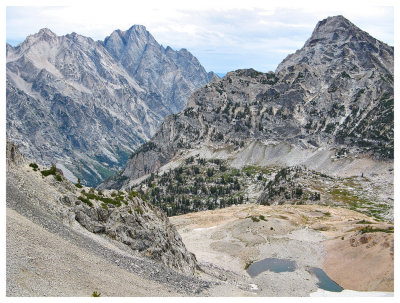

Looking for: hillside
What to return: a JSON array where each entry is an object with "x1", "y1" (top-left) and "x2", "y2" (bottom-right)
[{"x1": 6, "y1": 141, "x2": 206, "y2": 296}]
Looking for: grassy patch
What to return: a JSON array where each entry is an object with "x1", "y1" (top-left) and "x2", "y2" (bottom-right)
[{"x1": 330, "y1": 188, "x2": 363, "y2": 204}]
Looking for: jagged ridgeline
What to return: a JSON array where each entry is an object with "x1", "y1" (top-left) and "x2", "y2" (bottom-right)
[
  {"x1": 101, "y1": 15, "x2": 393, "y2": 192},
  {"x1": 6, "y1": 25, "x2": 216, "y2": 187}
]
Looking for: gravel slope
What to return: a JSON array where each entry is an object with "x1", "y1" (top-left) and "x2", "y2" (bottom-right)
[
  {"x1": 6, "y1": 164, "x2": 211, "y2": 296},
  {"x1": 7, "y1": 208, "x2": 179, "y2": 297}
]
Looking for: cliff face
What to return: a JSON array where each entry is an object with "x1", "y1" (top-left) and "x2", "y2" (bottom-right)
[
  {"x1": 101, "y1": 15, "x2": 393, "y2": 190},
  {"x1": 6, "y1": 26, "x2": 214, "y2": 187}
]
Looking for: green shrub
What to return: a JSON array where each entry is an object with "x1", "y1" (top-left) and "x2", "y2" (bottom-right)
[
  {"x1": 41, "y1": 165, "x2": 57, "y2": 177},
  {"x1": 259, "y1": 215, "x2": 268, "y2": 221},
  {"x1": 55, "y1": 174, "x2": 62, "y2": 182},
  {"x1": 91, "y1": 291, "x2": 101, "y2": 297},
  {"x1": 244, "y1": 260, "x2": 254, "y2": 270},
  {"x1": 29, "y1": 163, "x2": 39, "y2": 171},
  {"x1": 75, "y1": 177, "x2": 82, "y2": 188},
  {"x1": 250, "y1": 216, "x2": 260, "y2": 222}
]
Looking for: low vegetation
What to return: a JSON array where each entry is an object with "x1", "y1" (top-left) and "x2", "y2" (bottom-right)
[
  {"x1": 91, "y1": 291, "x2": 101, "y2": 297},
  {"x1": 75, "y1": 177, "x2": 83, "y2": 188},
  {"x1": 29, "y1": 162, "x2": 38, "y2": 171},
  {"x1": 356, "y1": 219, "x2": 374, "y2": 224},
  {"x1": 40, "y1": 164, "x2": 63, "y2": 182},
  {"x1": 244, "y1": 260, "x2": 254, "y2": 270},
  {"x1": 359, "y1": 225, "x2": 393, "y2": 234},
  {"x1": 249, "y1": 215, "x2": 268, "y2": 222},
  {"x1": 40, "y1": 165, "x2": 57, "y2": 177}
]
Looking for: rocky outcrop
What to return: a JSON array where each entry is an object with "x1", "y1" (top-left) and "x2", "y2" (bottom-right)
[
  {"x1": 72, "y1": 193, "x2": 198, "y2": 274},
  {"x1": 6, "y1": 26, "x2": 215, "y2": 187},
  {"x1": 6, "y1": 140, "x2": 25, "y2": 166},
  {"x1": 101, "y1": 15, "x2": 393, "y2": 189},
  {"x1": 6, "y1": 141, "x2": 199, "y2": 275}
]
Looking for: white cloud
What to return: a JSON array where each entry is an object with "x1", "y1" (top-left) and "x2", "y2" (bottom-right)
[{"x1": 4, "y1": 0, "x2": 395, "y2": 73}]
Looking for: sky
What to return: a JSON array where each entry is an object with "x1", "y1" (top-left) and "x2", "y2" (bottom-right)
[{"x1": 4, "y1": 0, "x2": 395, "y2": 74}]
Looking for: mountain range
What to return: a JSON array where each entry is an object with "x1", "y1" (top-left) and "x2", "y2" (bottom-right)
[
  {"x1": 100, "y1": 15, "x2": 393, "y2": 192},
  {"x1": 6, "y1": 15, "x2": 394, "y2": 297},
  {"x1": 6, "y1": 25, "x2": 216, "y2": 187}
]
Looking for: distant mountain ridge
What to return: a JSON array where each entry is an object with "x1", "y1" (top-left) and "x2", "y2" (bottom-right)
[
  {"x1": 100, "y1": 15, "x2": 393, "y2": 190},
  {"x1": 6, "y1": 25, "x2": 216, "y2": 186}
]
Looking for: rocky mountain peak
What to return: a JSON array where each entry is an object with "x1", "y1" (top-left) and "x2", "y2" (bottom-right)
[
  {"x1": 124, "y1": 24, "x2": 153, "y2": 45},
  {"x1": 307, "y1": 15, "x2": 356, "y2": 43},
  {"x1": 36, "y1": 28, "x2": 57, "y2": 39},
  {"x1": 17, "y1": 28, "x2": 58, "y2": 50},
  {"x1": 277, "y1": 15, "x2": 393, "y2": 74},
  {"x1": 104, "y1": 24, "x2": 154, "y2": 48},
  {"x1": 127, "y1": 24, "x2": 149, "y2": 35}
]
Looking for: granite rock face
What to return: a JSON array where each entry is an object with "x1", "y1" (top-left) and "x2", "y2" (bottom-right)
[
  {"x1": 101, "y1": 15, "x2": 393, "y2": 189},
  {"x1": 6, "y1": 26, "x2": 214, "y2": 187}
]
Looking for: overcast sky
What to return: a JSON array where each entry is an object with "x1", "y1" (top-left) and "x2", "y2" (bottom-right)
[{"x1": 5, "y1": 0, "x2": 395, "y2": 74}]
